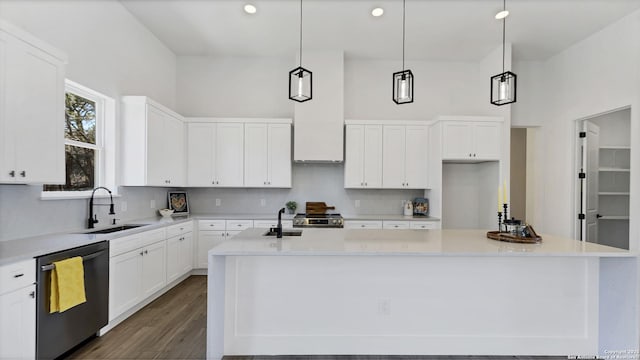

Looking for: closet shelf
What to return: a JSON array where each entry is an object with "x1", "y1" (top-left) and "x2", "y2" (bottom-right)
[
  {"x1": 599, "y1": 167, "x2": 630, "y2": 172},
  {"x1": 599, "y1": 216, "x2": 630, "y2": 220}
]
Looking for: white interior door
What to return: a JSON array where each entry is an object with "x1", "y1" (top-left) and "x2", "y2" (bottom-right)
[{"x1": 583, "y1": 121, "x2": 600, "y2": 243}]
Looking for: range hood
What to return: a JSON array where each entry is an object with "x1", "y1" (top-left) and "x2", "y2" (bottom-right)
[{"x1": 293, "y1": 51, "x2": 344, "y2": 162}]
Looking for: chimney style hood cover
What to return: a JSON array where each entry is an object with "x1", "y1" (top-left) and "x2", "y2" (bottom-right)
[{"x1": 293, "y1": 51, "x2": 344, "y2": 162}]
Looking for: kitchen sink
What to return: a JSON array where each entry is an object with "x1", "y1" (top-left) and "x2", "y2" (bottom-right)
[
  {"x1": 85, "y1": 224, "x2": 148, "y2": 234},
  {"x1": 263, "y1": 229, "x2": 303, "y2": 237}
]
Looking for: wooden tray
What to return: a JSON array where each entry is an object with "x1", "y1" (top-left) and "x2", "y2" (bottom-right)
[
  {"x1": 486, "y1": 225, "x2": 542, "y2": 244},
  {"x1": 306, "y1": 202, "x2": 335, "y2": 215}
]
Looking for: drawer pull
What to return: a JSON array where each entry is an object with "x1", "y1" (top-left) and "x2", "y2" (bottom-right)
[
  {"x1": 13, "y1": 273, "x2": 24, "y2": 278},
  {"x1": 29, "y1": 291, "x2": 35, "y2": 298}
]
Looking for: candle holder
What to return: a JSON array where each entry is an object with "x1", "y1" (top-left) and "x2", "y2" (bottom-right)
[
  {"x1": 502, "y1": 203, "x2": 508, "y2": 227},
  {"x1": 497, "y1": 212, "x2": 503, "y2": 232}
]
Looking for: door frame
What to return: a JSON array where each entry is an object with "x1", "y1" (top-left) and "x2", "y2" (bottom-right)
[{"x1": 573, "y1": 105, "x2": 631, "y2": 241}]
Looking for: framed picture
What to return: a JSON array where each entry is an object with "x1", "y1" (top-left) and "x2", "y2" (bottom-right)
[{"x1": 168, "y1": 191, "x2": 189, "y2": 215}]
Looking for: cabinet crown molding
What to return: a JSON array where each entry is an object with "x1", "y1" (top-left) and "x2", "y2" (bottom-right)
[
  {"x1": 345, "y1": 119, "x2": 434, "y2": 126},
  {"x1": 186, "y1": 117, "x2": 292, "y2": 124},
  {"x1": 0, "y1": 19, "x2": 68, "y2": 63},
  {"x1": 433, "y1": 115, "x2": 503, "y2": 123}
]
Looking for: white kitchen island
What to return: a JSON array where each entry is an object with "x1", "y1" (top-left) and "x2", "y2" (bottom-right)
[{"x1": 207, "y1": 229, "x2": 638, "y2": 359}]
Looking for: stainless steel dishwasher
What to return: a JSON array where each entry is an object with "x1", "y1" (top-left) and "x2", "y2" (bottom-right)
[{"x1": 35, "y1": 241, "x2": 109, "y2": 360}]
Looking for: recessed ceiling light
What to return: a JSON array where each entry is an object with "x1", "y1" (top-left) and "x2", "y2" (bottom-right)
[
  {"x1": 371, "y1": 7, "x2": 384, "y2": 17},
  {"x1": 244, "y1": 4, "x2": 257, "y2": 14},
  {"x1": 495, "y1": 10, "x2": 509, "y2": 19}
]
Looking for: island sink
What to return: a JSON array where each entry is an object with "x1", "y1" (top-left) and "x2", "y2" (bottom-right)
[{"x1": 263, "y1": 229, "x2": 303, "y2": 237}]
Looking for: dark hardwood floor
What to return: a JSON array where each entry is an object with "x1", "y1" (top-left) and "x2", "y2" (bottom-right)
[{"x1": 64, "y1": 275, "x2": 569, "y2": 360}]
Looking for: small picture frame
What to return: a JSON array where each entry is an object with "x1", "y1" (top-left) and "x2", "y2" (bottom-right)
[{"x1": 168, "y1": 191, "x2": 189, "y2": 215}]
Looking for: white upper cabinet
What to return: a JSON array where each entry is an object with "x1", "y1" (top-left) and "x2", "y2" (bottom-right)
[
  {"x1": 382, "y1": 125, "x2": 429, "y2": 189},
  {"x1": 187, "y1": 121, "x2": 244, "y2": 187},
  {"x1": 441, "y1": 119, "x2": 501, "y2": 161},
  {"x1": 121, "y1": 96, "x2": 185, "y2": 187},
  {"x1": 244, "y1": 122, "x2": 292, "y2": 188},
  {"x1": 344, "y1": 125, "x2": 383, "y2": 188},
  {"x1": 0, "y1": 21, "x2": 67, "y2": 184}
]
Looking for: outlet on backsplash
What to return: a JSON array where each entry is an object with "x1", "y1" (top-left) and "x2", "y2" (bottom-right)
[
  {"x1": 150, "y1": 200, "x2": 156, "y2": 209},
  {"x1": 355, "y1": 200, "x2": 360, "y2": 208},
  {"x1": 121, "y1": 201, "x2": 127, "y2": 212},
  {"x1": 260, "y1": 199, "x2": 266, "y2": 207},
  {"x1": 216, "y1": 199, "x2": 221, "y2": 207}
]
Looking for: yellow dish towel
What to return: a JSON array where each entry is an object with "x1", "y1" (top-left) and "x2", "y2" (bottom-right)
[{"x1": 50, "y1": 256, "x2": 87, "y2": 313}]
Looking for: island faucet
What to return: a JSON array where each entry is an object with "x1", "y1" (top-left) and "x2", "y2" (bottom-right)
[
  {"x1": 88, "y1": 187, "x2": 115, "y2": 229},
  {"x1": 276, "y1": 207, "x2": 285, "y2": 238}
]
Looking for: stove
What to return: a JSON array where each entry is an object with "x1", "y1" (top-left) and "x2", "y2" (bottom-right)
[{"x1": 293, "y1": 213, "x2": 344, "y2": 228}]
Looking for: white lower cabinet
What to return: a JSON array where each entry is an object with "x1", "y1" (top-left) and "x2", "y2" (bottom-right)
[
  {"x1": 410, "y1": 221, "x2": 440, "y2": 230},
  {"x1": 196, "y1": 219, "x2": 253, "y2": 268},
  {"x1": 0, "y1": 259, "x2": 36, "y2": 360},
  {"x1": 383, "y1": 221, "x2": 411, "y2": 229},
  {"x1": 109, "y1": 229, "x2": 167, "y2": 321},
  {"x1": 167, "y1": 230, "x2": 193, "y2": 284},
  {"x1": 344, "y1": 220, "x2": 383, "y2": 229}
]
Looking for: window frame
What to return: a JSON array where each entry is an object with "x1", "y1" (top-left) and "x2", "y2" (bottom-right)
[{"x1": 41, "y1": 80, "x2": 116, "y2": 199}]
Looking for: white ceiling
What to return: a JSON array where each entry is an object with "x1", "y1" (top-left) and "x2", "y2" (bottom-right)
[{"x1": 120, "y1": 0, "x2": 640, "y2": 61}]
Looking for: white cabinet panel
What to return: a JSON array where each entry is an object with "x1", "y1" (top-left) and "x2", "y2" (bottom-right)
[
  {"x1": 216, "y1": 123, "x2": 244, "y2": 186},
  {"x1": 166, "y1": 232, "x2": 192, "y2": 284},
  {"x1": 345, "y1": 125, "x2": 383, "y2": 188},
  {"x1": 442, "y1": 121, "x2": 501, "y2": 161},
  {"x1": 253, "y1": 220, "x2": 294, "y2": 229},
  {"x1": 109, "y1": 249, "x2": 142, "y2": 321},
  {"x1": 226, "y1": 220, "x2": 253, "y2": 231},
  {"x1": 383, "y1": 221, "x2": 411, "y2": 229},
  {"x1": 245, "y1": 123, "x2": 291, "y2": 188},
  {"x1": 410, "y1": 221, "x2": 440, "y2": 230},
  {"x1": 197, "y1": 231, "x2": 226, "y2": 268},
  {"x1": 121, "y1": 97, "x2": 185, "y2": 186},
  {"x1": 382, "y1": 125, "x2": 428, "y2": 189},
  {"x1": 344, "y1": 220, "x2": 383, "y2": 229},
  {"x1": 187, "y1": 123, "x2": 215, "y2": 186},
  {"x1": 0, "y1": 24, "x2": 66, "y2": 184},
  {"x1": 141, "y1": 240, "x2": 166, "y2": 298},
  {"x1": 0, "y1": 284, "x2": 35, "y2": 360}
]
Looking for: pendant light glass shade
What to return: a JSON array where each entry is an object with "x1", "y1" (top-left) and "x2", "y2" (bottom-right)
[
  {"x1": 491, "y1": 71, "x2": 516, "y2": 105},
  {"x1": 392, "y1": 0, "x2": 413, "y2": 105},
  {"x1": 289, "y1": 66, "x2": 312, "y2": 102},
  {"x1": 490, "y1": 0, "x2": 517, "y2": 106},
  {"x1": 393, "y1": 70, "x2": 414, "y2": 104},
  {"x1": 289, "y1": 0, "x2": 312, "y2": 103}
]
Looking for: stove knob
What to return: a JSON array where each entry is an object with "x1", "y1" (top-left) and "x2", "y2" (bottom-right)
[{"x1": 332, "y1": 219, "x2": 337, "y2": 224}]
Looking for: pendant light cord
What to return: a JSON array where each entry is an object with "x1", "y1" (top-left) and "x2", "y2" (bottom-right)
[
  {"x1": 299, "y1": 0, "x2": 303, "y2": 68},
  {"x1": 502, "y1": 0, "x2": 506, "y2": 73},
  {"x1": 402, "y1": 0, "x2": 406, "y2": 71}
]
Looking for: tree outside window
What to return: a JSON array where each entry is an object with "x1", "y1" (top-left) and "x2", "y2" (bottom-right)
[{"x1": 44, "y1": 83, "x2": 103, "y2": 193}]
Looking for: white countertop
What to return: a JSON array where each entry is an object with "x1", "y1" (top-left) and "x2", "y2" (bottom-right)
[
  {"x1": 0, "y1": 216, "x2": 193, "y2": 266},
  {"x1": 209, "y1": 228, "x2": 635, "y2": 257}
]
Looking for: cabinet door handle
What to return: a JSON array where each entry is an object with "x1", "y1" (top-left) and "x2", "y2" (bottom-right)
[
  {"x1": 473, "y1": 153, "x2": 476, "y2": 157},
  {"x1": 9, "y1": 170, "x2": 15, "y2": 177},
  {"x1": 469, "y1": 153, "x2": 472, "y2": 157},
  {"x1": 29, "y1": 291, "x2": 35, "y2": 298},
  {"x1": 364, "y1": 182, "x2": 367, "y2": 186},
  {"x1": 361, "y1": 225, "x2": 365, "y2": 228},
  {"x1": 20, "y1": 171, "x2": 26, "y2": 177},
  {"x1": 140, "y1": 251, "x2": 144, "y2": 256},
  {"x1": 13, "y1": 273, "x2": 24, "y2": 278},
  {"x1": 144, "y1": 250, "x2": 148, "y2": 254}
]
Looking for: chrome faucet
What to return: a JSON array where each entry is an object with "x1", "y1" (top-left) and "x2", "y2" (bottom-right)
[
  {"x1": 276, "y1": 207, "x2": 285, "y2": 238},
  {"x1": 88, "y1": 187, "x2": 115, "y2": 229}
]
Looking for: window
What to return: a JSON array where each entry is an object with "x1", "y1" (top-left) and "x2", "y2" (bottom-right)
[{"x1": 43, "y1": 80, "x2": 115, "y2": 198}]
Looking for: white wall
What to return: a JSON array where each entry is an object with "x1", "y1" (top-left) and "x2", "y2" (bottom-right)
[
  {"x1": 512, "y1": 9, "x2": 640, "y2": 246},
  {"x1": 0, "y1": 1, "x2": 178, "y2": 240}
]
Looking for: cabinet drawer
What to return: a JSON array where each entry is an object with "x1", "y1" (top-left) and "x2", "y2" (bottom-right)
[
  {"x1": 344, "y1": 221, "x2": 383, "y2": 229},
  {"x1": 253, "y1": 220, "x2": 293, "y2": 229},
  {"x1": 226, "y1": 220, "x2": 253, "y2": 230},
  {"x1": 410, "y1": 221, "x2": 439, "y2": 230},
  {"x1": 166, "y1": 221, "x2": 193, "y2": 238},
  {"x1": 0, "y1": 259, "x2": 36, "y2": 295},
  {"x1": 110, "y1": 233, "x2": 144, "y2": 257},
  {"x1": 383, "y1": 221, "x2": 410, "y2": 229},
  {"x1": 198, "y1": 220, "x2": 226, "y2": 230},
  {"x1": 139, "y1": 228, "x2": 167, "y2": 249}
]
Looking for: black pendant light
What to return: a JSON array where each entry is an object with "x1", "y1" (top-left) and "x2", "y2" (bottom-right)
[
  {"x1": 491, "y1": 0, "x2": 517, "y2": 106},
  {"x1": 289, "y1": 0, "x2": 312, "y2": 102},
  {"x1": 393, "y1": 0, "x2": 413, "y2": 104}
]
